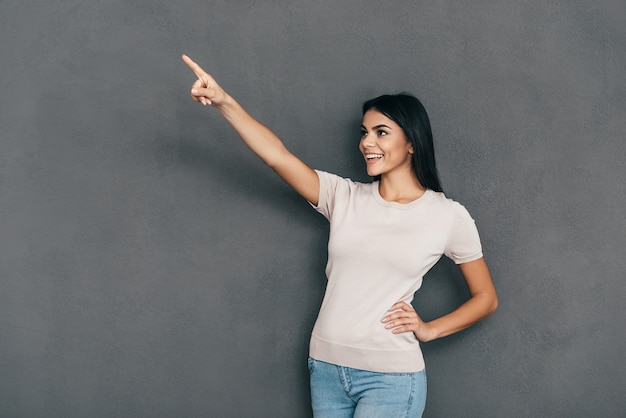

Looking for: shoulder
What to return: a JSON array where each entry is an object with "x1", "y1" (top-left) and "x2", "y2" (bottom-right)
[
  {"x1": 423, "y1": 191, "x2": 478, "y2": 228},
  {"x1": 423, "y1": 190, "x2": 460, "y2": 211},
  {"x1": 312, "y1": 170, "x2": 374, "y2": 217},
  {"x1": 315, "y1": 169, "x2": 373, "y2": 195},
  {"x1": 428, "y1": 191, "x2": 472, "y2": 212}
]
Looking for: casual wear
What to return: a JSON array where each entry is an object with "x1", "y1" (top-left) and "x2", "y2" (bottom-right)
[
  {"x1": 309, "y1": 170, "x2": 483, "y2": 373},
  {"x1": 309, "y1": 357, "x2": 427, "y2": 418}
]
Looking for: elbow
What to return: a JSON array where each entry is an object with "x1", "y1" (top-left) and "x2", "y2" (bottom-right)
[
  {"x1": 472, "y1": 290, "x2": 498, "y2": 318},
  {"x1": 487, "y1": 293, "x2": 499, "y2": 316},
  {"x1": 264, "y1": 145, "x2": 291, "y2": 169},
  {"x1": 475, "y1": 290, "x2": 498, "y2": 317}
]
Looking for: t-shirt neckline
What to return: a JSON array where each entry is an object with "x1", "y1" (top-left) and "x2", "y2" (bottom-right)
[{"x1": 371, "y1": 181, "x2": 432, "y2": 209}]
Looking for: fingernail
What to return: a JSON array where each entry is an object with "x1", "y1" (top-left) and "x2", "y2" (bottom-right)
[{"x1": 191, "y1": 89, "x2": 198, "y2": 94}]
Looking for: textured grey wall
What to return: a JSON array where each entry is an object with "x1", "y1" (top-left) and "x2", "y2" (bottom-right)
[{"x1": 1, "y1": 1, "x2": 625, "y2": 417}]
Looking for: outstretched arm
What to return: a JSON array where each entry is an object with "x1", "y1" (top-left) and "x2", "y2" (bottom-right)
[
  {"x1": 182, "y1": 54, "x2": 320, "y2": 205},
  {"x1": 382, "y1": 257, "x2": 498, "y2": 342}
]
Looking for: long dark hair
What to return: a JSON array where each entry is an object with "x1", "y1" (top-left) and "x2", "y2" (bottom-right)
[{"x1": 362, "y1": 93, "x2": 443, "y2": 192}]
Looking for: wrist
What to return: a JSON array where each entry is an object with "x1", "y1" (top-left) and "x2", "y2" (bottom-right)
[
  {"x1": 215, "y1": 94, "x2": 240, "y2": 116},
  {"x1": 422, "y1": 321, "x2": 440, "y2": 342}
]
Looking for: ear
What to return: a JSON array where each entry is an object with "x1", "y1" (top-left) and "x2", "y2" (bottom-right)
[{"x1": 407, "y1": 142, "x2": 414, "y2": 155}]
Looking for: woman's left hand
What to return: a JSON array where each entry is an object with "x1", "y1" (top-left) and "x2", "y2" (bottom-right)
[{"x1": 382, "y1": 302, "x2": 435, "y2": 342}]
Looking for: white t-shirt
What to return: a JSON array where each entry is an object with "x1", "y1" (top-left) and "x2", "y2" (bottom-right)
[{"x1": 309, "y1": 170, "x2": 483, "y2": 372}]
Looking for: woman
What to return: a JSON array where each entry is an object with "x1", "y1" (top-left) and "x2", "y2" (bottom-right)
[{"x1": 182, "y1": 54, "x2": 498, "y2": 417}]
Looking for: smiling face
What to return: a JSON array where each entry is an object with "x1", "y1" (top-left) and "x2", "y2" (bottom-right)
[{"x1": 359, "y1": 109, "x2": 414, "y2": 178}]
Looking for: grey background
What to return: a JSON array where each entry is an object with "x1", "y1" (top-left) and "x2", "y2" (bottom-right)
[{"x1": 1, "y1": 1, "x2": 624, "y2": 417}]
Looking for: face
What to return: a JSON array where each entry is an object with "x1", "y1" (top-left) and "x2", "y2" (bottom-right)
[{"x1": 359, "y1": 109, "x2": 414, "y2": 177}]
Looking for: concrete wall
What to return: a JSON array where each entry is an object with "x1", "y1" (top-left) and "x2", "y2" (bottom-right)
[{"x1": 1, "y1": 1, "x2": 624, "y2": 416}]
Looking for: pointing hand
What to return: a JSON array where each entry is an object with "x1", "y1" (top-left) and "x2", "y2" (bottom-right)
[{"x1": 182, "y1": 54, "x2": 227, "y2": 107}]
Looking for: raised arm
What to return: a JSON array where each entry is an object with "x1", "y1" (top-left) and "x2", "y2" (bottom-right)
[{"x1": 182, "y1": 54, "x2": 320, "y2": 205}]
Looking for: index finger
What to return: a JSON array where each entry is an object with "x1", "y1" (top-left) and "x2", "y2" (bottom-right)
[{"x1": 182, "y1": 54, "x2": 207, "y2": 79}]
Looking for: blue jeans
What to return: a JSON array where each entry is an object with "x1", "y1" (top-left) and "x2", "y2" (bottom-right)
[{"x1": 308, "y1": 357, "x2": 427, "y2": 418}]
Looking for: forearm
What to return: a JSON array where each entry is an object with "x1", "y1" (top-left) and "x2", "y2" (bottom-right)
[
  {"x1": 424, "y1": 291, "x2": 498, "y2": 342},
  {"x1": 216, "y1": 95, "x2": 290, "y2": 168}
]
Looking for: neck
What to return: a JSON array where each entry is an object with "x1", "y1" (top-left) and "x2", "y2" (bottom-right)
[{"x1": 378, "y1": 170, "x2": 426, "y2": 203}]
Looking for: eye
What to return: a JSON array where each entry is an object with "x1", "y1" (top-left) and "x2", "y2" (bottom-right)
[
  {"x1": 360, "y1": 130, "x2": 367, "y2": 138},
  {"x1": 377, "y1": 130, "x2": 388, "y2": 136}
]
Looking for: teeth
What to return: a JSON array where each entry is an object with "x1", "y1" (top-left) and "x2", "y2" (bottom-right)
[{"x1": 366, "y1": 154, "x2": 384, "y2": 159}]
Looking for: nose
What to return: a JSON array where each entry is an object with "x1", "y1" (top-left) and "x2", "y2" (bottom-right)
[{"x1": 361, "y1": 133, "x2": 375, "y2": 148}]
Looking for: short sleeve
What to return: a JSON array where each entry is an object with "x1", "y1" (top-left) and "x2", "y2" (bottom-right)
[
  {"x1": 444, "y1": 202, "x2": 483, "y2": 264},
  {"x1": 309, "y1": 170, "x2": 349, "y2": 221}
]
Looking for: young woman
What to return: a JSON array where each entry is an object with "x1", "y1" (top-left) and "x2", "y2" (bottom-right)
[{"x1": 182, "y1": 54, "x2": 498, "y2": 417}]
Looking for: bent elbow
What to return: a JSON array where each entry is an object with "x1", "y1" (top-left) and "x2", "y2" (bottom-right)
[{"x1": 487, "y1": 294, "x2": 499, "y2": 316}]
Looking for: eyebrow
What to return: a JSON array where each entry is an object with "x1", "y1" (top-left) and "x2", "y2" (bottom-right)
[{"x1": 361, "y1": 124, "x2": 392, "y2": 130}]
